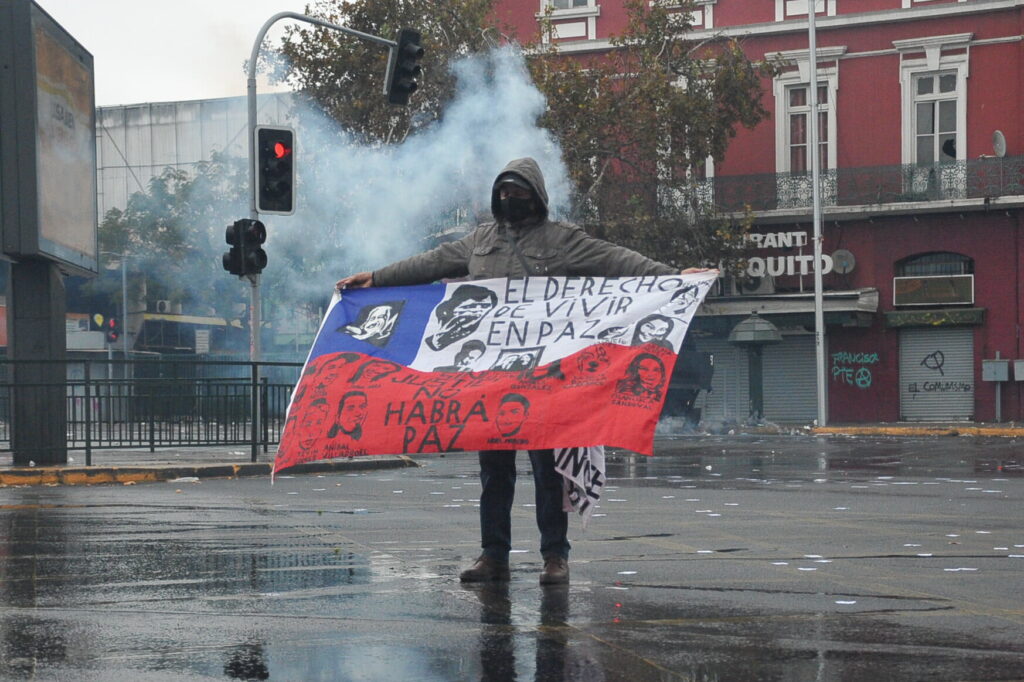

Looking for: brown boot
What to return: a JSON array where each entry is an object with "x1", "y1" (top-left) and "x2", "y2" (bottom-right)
[
  {"x1": 459, "y1": 555, "x2": 511, "y2": 583},
  {"x1": 539, "y1": 556, "x2": 569, "y2": 585}
]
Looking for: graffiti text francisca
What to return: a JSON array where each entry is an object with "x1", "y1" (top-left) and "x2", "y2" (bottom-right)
[{"x1": 831, "y1": 350, "x2": 879, "y2": 389}]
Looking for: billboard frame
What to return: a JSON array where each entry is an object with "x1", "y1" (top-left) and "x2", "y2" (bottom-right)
[{"x1": 0, "y1": 0, "x2": 98, "y2": 276}]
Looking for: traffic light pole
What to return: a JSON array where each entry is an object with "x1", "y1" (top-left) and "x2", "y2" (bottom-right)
[
  {"x1": 244, "y1": 12, "x2": 397, "y2": 362},
  {"x1": 243, "y1": 14, "x2": 397, "y2": 457}
]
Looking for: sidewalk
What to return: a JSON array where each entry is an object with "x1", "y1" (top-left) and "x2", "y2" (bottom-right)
[
  {"x1": 2, "y1": 421, "x2": 1022, "y2": 487},
  {"x1": 0, "y1": 445, "x2": 417, "y2": 487},
  {"x1": 813, "y1": 422, "x2": 1024, "y2": 437}
]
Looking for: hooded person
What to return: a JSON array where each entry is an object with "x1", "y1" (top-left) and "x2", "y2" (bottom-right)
[{"x1": 337, "y1": 157, "x2": 707, "y2": 585}]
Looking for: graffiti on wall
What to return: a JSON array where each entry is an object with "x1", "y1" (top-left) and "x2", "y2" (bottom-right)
[
  {"x1": 907, "y1": 349, "x2": 972, "y2": 393},
  {"x1": 831, "y1": 351, "x2": 879, "y2": 389}
]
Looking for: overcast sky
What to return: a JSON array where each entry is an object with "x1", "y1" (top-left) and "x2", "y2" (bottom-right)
[{"x1": 37, "y1": 0, "x2": 310, "y2": 106}]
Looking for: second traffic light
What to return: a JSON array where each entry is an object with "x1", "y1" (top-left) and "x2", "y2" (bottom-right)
[
  {"x1": 385, "y1": 28, "x2": 424, "y2": 106},
  {"x1": 222, "y1": 219, "x2": 268, "y2": 277},
  {"x1": 105, "y1": 317, "x2": 120, "y2": 344},
  {"x1": 255, "y1": 126, "x2": 295, "y2": 215}
]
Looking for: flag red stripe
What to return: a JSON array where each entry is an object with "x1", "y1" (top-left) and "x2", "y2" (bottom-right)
[{"x1": 274, "y1": 342, "x2": 676, "y2": 474}]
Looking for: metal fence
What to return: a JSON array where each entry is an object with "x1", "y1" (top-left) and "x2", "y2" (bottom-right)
[
  {"x1": 684, "y1": 156, "x2": 1024, "y2": 214},
  {"x1": 0, "y1": 358, "x2": 303, "y2": 464}
]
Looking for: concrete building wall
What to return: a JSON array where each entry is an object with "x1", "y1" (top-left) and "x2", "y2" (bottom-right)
[{"x1": 95, "y1": 93, "x2": 294, "y2": 220}]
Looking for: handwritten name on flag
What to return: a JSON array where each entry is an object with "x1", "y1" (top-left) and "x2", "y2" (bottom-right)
[{"x1": 274, "y1": 273, "x2": 715, "y2": 476}]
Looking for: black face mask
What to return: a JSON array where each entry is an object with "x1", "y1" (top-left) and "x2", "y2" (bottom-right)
[{"x1": 499, "y1": 196, "x2": 534, "y2": 223}]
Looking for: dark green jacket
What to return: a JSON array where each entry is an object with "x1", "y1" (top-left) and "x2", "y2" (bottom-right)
[{"x1": 373, "y1": 157, "x2": 677, "y2": 286}]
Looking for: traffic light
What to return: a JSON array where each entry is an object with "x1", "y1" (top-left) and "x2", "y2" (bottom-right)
[
  {"x1": 105, "y1": 317, "x2": 120, "y2": 344},
  {"x1": 222, "y1": 219, "x2": 268, "y2": 277},
  {"x1": 255, "y1": 126, "x2": 295, "y2": 215},
  {"x1": 385, "y1": 28, "x2": 424, "y2": 106}
]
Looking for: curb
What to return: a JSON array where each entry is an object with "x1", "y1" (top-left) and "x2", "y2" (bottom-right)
[
  {"x1": 0, "y1": 455, "x2": 419, "y2": 487},
  {"x1": 813, "y1": 426, "x2": 1024, "y2": 438}
]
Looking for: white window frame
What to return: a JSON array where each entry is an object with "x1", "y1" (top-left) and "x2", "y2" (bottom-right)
[
  {"x1": 772, "y1": 47, "x2": 843, "y2": 174},
  {"x1": 650, "y1": 0, "x2": 716, "y2": 29},
  {"x1": 894, "y1": 34, "x2": 971, "y2": 165},
  {"x1": 538, "y1": 0, "x2": 601, "y2": 42},
  {"x1": 776, "y1": 0, "x2": 836, "y2": 22}
]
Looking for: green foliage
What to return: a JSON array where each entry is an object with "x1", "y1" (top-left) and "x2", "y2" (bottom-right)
[
  {"x1": 79, "y1": 152, "x2": 250, "y2": 323},
  {"x1": 528, "y1": 0, "x2": 777, "y2": 271},
  {"x1": 272, "y1": 0, "x2": 500, "y2": 145}
]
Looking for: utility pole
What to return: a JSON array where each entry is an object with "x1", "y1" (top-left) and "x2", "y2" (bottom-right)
[{"x1": 808, "y1": 1, "x2": 827, "y2": 427}]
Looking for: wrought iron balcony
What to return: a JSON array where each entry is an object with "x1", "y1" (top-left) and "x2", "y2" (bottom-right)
[{"x1": 690, "y1": 156, "x2": 1024, "y2": 215}]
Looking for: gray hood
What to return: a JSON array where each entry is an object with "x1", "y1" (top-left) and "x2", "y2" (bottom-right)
[{"x1": 490, "y1": 157, "x2": 550, "y2": 222}]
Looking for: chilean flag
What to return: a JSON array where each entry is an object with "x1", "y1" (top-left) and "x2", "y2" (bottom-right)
[{"x1": 273, "y1": 273, "x2": 715, "y2": 478}]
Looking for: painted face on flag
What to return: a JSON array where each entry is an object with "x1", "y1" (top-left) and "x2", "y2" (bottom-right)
[
  {"x1": 496, "y1": 393, "x2": 530, "y2": 437},
  {"x1": 299, "y1": 398, "x2": 330, "y2": 450},
  {"x1": 426, "y1": 284, "x2": 498, "y2": 351},
  {"x1": 340, "y1": 302, "x2": 404, "y2": 347},
  {"x1": 328, "y1": 390, "x2": 368, "y2": 440},
  {"x1": 632, "y1": 315, "x2": 674, "y2": 348},
  {"x1": 616, "y1": 352, "x2": 667, "y2": 400},
  {"x1": 637, "y1": 357, "x2": 666, "y2": 390}
]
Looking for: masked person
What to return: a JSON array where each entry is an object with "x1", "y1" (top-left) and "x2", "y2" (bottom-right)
[{"x1": 338, "y1": 157, "x2": 705, "y2": 585}]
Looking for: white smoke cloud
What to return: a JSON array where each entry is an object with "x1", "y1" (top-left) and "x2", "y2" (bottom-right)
[{"x1": 270, "y1": 45, "x2": 570, "y2": 301}]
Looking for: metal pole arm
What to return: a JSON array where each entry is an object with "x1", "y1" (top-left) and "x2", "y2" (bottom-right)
[
  {"x1": 247, "y1": 12, "x2": 397, "y2": 220},
  {"x1": 246, "y1": 11, "x2": 396, "y2": 86}
]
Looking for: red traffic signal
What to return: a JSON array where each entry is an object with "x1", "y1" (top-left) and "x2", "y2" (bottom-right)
[
  {"x1": 105, "y1": 317, "x2": 121, "y2": 344},
  {"x1": 255, "y1": 126, "x2": 295, "y2": 215}
]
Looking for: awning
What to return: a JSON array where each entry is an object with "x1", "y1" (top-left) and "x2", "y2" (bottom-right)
[{"x1": 694, "y1": 288, "x2": 879, "y2": 334}]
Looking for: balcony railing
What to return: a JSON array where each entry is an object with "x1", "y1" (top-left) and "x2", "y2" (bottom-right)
[{"x1": 685, "y1": 156, "x2": 1024, "y2": 214}]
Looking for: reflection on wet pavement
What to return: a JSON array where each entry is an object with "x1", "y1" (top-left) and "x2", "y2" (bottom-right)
[{"x1": 0, "y1": 436, "x2": 1021, "y2": 679}]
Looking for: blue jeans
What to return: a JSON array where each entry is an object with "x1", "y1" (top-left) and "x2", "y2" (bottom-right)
[{"x1": 478, "y1": 449, "x2": 570, "y2": 562}]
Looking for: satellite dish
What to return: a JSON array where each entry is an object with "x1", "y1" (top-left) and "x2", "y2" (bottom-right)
[
  {"x1": 832, "y1": 249, "x2": 856, "y2": 274},
  {"x1": 993, "y1": 130, "x2": 1007, "y2": 158}
]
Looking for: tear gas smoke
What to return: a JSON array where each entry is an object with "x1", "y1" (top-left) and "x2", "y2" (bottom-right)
[
  {"x1": 271, "y1": 45, "x2": 570, "y2": 303},
  {"x1": 102, "y1": 46, "x2": 570, "y2": 357}
]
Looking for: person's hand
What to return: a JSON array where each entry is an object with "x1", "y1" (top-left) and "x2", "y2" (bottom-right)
[
  {"x1": 336, "y1": 272, "x2": 374, "y2": 290},
  {"x1": 681, "y1": 267, "x2": 719, "y2": 275}
]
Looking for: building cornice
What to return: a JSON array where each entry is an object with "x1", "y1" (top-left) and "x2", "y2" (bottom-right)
[
  {"x1": 547, "y1": 0, "x2": 1022, "y2": 55},
  {"x1": 733, "y1": 195, "x2": 1024, "y2": 226}
]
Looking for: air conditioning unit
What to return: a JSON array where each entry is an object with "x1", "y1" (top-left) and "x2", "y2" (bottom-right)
[
  {"x1": 730, "y1": 276, "x2": 775, "y2": 296},
  {"x1": 155, "y1": 300, "x2": 172, "y2": 314}
]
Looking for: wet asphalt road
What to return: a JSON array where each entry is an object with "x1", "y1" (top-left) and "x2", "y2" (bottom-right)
[{"x1": 0, "y1": 435, "x2": 1022, "y2": 681}]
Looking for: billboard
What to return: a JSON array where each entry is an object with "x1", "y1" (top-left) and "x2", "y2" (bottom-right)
[{"x1": 0, "y1": 0, "x2": 97, "y2": 275}]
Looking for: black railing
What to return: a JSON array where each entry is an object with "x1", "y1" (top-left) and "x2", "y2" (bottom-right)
[
  {"x1": 0, "y1": 359, "x2": 302, "y2": 464},
  {"x1": 684, "y1": 156, "x2": 1024, "y2": 213}
]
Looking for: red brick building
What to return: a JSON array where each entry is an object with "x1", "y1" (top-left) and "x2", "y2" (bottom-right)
[{"x1": 495, "y1": 0, "x2": 1024, "y2": 425}]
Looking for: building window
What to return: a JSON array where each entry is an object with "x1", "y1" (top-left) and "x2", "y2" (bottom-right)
[
  {"x1": 896, "y1": 252, "x2": 973, "y2": 276},
  {"x1": 913, "y1": 72, "x2": 958, "y2": 165},
  {"x1": 786, "y1": 84, "x2": 828, "y2": 173},
  {"x1": 538, "y1": 0, "x2": 600, "y2": 42},
  {"x1": 652, "y1": 0, "x2": 716, "y2": 29},
  {"x1": 895, "y1": 34, "x2": 970, "y2": 199},
  {"x1": 894, "y1": 34, "x2": 970, "y2": 165},
  {"x1": 772, "y1": 47, "x2": 843, "y2": 208}
]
